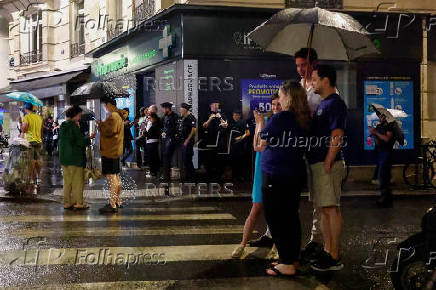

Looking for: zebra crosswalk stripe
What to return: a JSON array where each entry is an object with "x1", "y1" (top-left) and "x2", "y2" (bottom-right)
[
  {"x1": 9, "y1": 225, "x2": 255, "y2": 238},
  {"x1": 0, "y1": 213, "x2": 236, "y2": 223}
]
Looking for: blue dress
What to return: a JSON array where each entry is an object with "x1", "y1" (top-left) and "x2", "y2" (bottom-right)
[
  {"x1": 251, "y1": 116, "x2": 268, "y2": 204},
  {"x1": 251, "y1": 151, "x2": 263, "y2": 203}
]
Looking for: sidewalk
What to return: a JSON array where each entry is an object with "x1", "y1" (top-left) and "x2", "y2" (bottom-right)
[{"x1": 2, "y1": 162, "x2": 435, "y2": 201}]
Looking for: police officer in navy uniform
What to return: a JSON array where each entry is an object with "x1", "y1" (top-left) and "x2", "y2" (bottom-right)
[
  {"x1": 160, "y1": 102, "x2": 179, "y2": 182},
  {"x1": 178, "y1": 103, "x2": 197, "y2": 181},
  {"x1": 202, "y1": 101, "x2": 228, "y2": 181},
  {"x1": 228, "y1": 110, "x2": 250, "y2": 181}
]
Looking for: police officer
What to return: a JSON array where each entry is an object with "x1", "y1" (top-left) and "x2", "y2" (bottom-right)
[
  {"x1": 202, "y1": 101, "x2": 228, "y2": 181},
  {"x1": 228, "y1": 110, "x2": 250, "y2": 181},
  {"x1": 160, "y1": 102, "x2": 179, "y2": 182},
  {"x1": 178, "y1": 103, "x2": 197, "y2": 181}
]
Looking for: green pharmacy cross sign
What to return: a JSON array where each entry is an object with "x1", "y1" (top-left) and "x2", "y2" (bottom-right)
[
  {"x1": 159, "y1": 25, "x2": 174, "y2": 59},
  {"x1": 94, "y1": 25, "x2": 175, "y2": 79}
]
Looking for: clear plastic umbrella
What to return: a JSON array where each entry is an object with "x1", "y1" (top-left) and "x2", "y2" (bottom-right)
[{"x1": 248, "y1": 7, "x2": 379, "y2": 61}]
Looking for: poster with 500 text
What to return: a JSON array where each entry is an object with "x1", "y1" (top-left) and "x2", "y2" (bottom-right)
[{"x1": 241, "y1": 79, "x2": 284, "y2": 120}]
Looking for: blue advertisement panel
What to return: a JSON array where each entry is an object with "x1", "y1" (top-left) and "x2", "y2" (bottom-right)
[
  {"x1": 116, "y1": 88, "x2": 136, "y2": 149},
  {"x1": 241, "y1": 79, "x2": 284, "y2": 119},
  {"x1": 363, "y1": 79, "x2": 414, "y2": 150}
]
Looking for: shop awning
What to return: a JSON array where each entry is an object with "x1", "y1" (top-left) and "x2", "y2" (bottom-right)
[{"x1": 0, "y1": 66, "x2": 90, "y2": 103}]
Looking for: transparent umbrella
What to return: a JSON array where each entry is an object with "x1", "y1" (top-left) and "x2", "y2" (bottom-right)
[{"x1": 248, "y1": 7, "x2": 378, "y2": 61}]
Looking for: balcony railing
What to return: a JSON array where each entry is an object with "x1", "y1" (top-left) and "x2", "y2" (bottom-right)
[
  {"x1": 286, "y1": 0, "x2": 343, "y2": 9},
  {"x1": 71, "y1": 42, "x2": 85, "y2": 58},
  {"x1": 134, "y1": 0, "x2": 156, "y2": 23},
  {"x1": 107, "y1": 26, "x2": 125, "y2": 42},
  {"x1": 19, "y1": 50, "x2": 43, "y2": 65}
]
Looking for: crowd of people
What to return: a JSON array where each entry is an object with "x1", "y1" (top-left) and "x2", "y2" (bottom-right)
[
  {"x1": 13, "y1": 45, "x2": 398, "y2": 272},
  {"x1": 230, "y1": 48, "x2": 397, "y2": 276},
  {"x1": 132, "y1": 102, "x2": 198, "y2": 184},
  {"x1": 230, "y1": 61, "x2": 347, "y2": 274}
]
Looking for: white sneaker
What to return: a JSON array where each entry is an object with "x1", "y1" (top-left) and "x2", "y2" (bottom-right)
[
  {"x1": 371, "y1": 179, "x2": 379, "y2": 185},
  {"x1": 231, "y1": 245, "x2": 245, "y2": 258}
]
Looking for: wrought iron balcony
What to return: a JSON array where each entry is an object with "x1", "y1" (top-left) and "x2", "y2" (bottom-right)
[
  {"x1": 107, "y1": 26, "x2": 125, "y2": 42},
  {"x1": 19, "y1": 50, "x2": 42, "y2": 65},
  {"x1": 71, "y1": 42, "x2": 85, "y2": 58},
  {"x1": 286, "y1": 0, "x2": 343, "y2": 9},
  {"x1": 134, "y1": 0, "x2": 156, "y2": 23}
]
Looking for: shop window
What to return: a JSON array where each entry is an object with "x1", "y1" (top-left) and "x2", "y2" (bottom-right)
[{"x1": 19, "y1": 10, "x2": 43, "y2": 65}]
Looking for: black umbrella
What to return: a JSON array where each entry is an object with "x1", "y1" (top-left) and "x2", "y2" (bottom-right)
[
  {"x1": 58, "y1": 107, "x2": 95, "y2": 121},
  {"x1": 71, "y1": 81, "x2": 129, "y2": 100},
  {"x1": 248, "y1": 7, "x2": 378, "y2": 61}
]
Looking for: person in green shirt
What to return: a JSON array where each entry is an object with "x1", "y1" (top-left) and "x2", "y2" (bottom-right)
[
  {"x1": 21, "y1": 102, "x2": 43, "y2": 186},
  {"x1": 59, "y1": 105, "x2": 95, "y2": 209}
]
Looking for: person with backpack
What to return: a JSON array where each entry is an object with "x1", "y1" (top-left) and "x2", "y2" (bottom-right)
[{"x1": 369, "y1": 111, "x2": 396, "y2": 208}]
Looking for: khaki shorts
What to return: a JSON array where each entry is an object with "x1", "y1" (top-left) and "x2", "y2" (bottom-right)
[
  {"x1": 308, "y1": 160, "x2": 346, "y2": 208},
  {"x1": 29, "y1": 142, "x2": 42, "y2": 161}
]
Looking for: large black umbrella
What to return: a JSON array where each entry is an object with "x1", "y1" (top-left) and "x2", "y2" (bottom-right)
[
  {"x1": 58, "y1": 107, "x2": 95, "y2": 121},
  {"x1": 71, "y1": 81, "x2": 129, "y2": 100},
  {"x1": 248, "y1": 7, "x2": 378, "y2": 61}
]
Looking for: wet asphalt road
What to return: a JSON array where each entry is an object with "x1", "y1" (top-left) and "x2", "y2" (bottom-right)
[{"x1": 0, "y1": 193, "x2": 434, "y2": 289}]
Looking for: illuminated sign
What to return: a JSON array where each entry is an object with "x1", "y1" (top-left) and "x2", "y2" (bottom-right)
[{"x1": 96, "y1": 55, "x2": 128, "y2": 77}]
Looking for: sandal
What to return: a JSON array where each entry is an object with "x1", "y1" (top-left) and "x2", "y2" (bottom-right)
[
  {"x1": 64, "y1": 204, "x2": 74, "y2": 210},
  {"x1": 266, "y1": 265, "x2": 298, "y2": 277},
  {"x1": 231, "y1": 245, "x2": 245, "y2": 258},
  {"x1": 73, "y1": 204, "x2": 90, "y2": 210}
]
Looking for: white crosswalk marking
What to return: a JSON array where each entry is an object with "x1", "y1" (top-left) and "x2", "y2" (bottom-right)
[
  {"x1": 9, "y1": 225, "x2": 255, "y2": 238},
  {"x1": 0, "y1": 244, "x2": 272, "y2": 266},
  {"x1": 0, "y1": 200, "x2": 282, "y2": 288},
  {"x1": 0, "y1": 213, "x2": 236, "y2": 223}
]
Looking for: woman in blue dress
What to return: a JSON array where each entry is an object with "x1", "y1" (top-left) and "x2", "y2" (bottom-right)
[{"x1": 232, "y1": 93, "x2": 282, "y2": 258}]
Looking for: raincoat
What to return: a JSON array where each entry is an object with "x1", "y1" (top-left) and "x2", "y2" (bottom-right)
[
  {"x1": 59, "y1": 120, "x2": 90, "y2": 167},
  {"x1": 99, "y1": 104, "x2": 128, "y2": 159}
]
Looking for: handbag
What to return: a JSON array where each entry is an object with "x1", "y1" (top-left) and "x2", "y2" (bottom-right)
[{"x1": 84, "y1": 145, "x2": 103, "y2": 182}]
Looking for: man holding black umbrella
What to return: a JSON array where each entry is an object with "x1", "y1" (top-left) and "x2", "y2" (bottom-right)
[{"x1": 97, "y1": 97, "x2": 129, "y2": 213}]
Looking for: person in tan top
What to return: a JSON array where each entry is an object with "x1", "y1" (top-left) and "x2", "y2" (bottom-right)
[{"x1": 97, "y1": 97, "x2": 128, "y2": 213}]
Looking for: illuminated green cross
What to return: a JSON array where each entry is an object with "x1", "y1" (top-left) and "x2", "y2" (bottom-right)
[{"x1": 159, "y1": 25, "x2": 174, "y2": 59}]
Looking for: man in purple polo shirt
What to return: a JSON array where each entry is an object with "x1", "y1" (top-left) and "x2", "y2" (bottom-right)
[{"x1": 309, "y1": 65, "x2": 347, "y2": 271}]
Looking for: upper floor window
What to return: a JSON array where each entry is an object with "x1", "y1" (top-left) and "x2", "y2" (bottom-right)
[
  {"x1": 71, "y1": 0, "x2": 85, "y2": 58},
  {"x1": 20, "y1": 10, "x2": 43, "y2": 65},
  {"x1": 135, "y1": 0, "x2": 156, "y2": 23},
  {"x1": 107, "y1": 0, "x2": 128, "y2": 41}
]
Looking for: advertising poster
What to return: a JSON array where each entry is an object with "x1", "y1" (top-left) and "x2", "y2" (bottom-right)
[
  {"x1": 363, "y1": 79, "x2": 414, "y2": 150},
  {"x1": 241, "y1": 79, "x2": 284, "y2": 120},
  {"x1": 116, "y1": 88, "x2": 136, "y2": 149}
]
